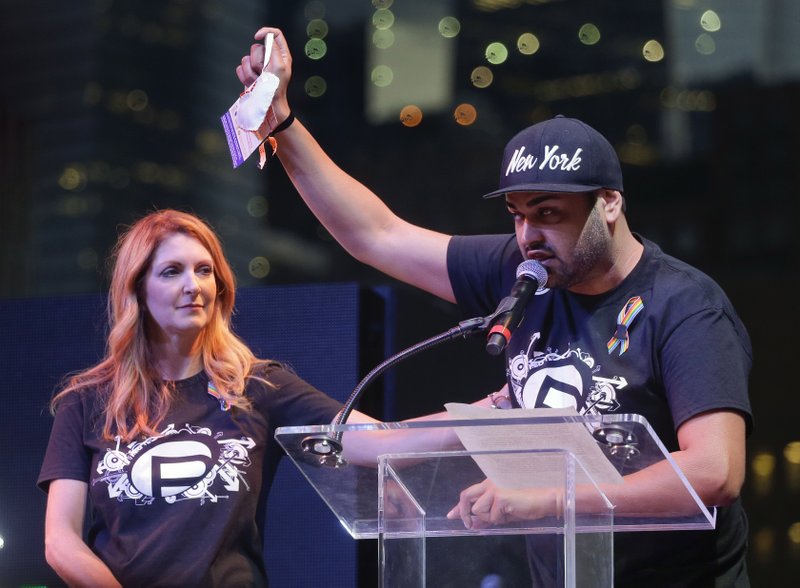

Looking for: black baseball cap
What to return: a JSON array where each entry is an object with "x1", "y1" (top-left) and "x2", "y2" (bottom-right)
[{"x1": 482, "y1": 115, "x2": 624, "y2": 198}]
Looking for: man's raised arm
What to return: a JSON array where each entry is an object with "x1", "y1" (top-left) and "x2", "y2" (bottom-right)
[{"x1": 237, "y1": 27, "x2": 456, "y2": 303}]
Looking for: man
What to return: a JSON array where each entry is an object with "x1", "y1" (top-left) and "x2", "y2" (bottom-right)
[{"x1": 237, "y1": 27, "x2": 752, "y2": 586}]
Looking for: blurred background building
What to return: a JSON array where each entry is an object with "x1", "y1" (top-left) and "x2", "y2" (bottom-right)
[{"x1": 1, "y1": 0, "x2": 799, "y2": 585}]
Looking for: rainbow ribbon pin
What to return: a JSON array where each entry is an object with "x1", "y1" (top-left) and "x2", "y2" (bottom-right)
[
  {"x1": 207, "y1": 381, "x2": 231, "y2": 412},
  {"x1": 607, "y1": 296, "x2": 644, "y2": 356}
]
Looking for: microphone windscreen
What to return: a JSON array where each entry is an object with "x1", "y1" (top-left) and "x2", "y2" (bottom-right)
[{"x1": 516, "y1": 260, "x2": 548, "y2": 291}]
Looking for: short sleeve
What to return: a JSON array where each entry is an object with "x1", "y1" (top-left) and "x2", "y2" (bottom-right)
[
  {"x1": 660, "y1": 307, "x2": 753, "y2": 434},
  {"x1": 257, "y1": 365, "x2": 343, "y2": 428},
  {"x1": 447, "y1": 234, "x2": 521, "y2": 317},
  {"x1": 37, "y1": 392, "x2": 92, "y2": 492}
]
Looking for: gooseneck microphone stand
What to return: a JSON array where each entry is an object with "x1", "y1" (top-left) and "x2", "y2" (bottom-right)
[
  {"x1": 300, "y1": 260, "x2": 546, "y2": 466},
  {"x1": 300, "y1": 315, "x2": 491, "y2": 467}
]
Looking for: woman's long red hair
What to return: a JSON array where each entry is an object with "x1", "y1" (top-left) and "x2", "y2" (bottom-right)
[{"x1": 52, "y1": 210, "x2": 263, "y2": 441}]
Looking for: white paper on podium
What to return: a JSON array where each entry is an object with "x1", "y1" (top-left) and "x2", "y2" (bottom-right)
[{"x1": 444, "y1": 404, "x2": 623, "y2": 489}]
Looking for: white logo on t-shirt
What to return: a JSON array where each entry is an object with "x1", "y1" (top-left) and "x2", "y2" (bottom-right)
[
  {"x1": 94, "y1": 424, "x2": 255, "y2": 506},
  {"x1": 508, "y1": 333, "x2": 623, "y2": 415}
]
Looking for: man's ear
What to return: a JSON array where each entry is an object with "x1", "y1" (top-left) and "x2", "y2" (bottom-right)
[{"x1": 600, "y1": 190, "x2": 624, "y2": 222}]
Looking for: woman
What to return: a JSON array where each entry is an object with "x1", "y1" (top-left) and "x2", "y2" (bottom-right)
[{"x1": 38, "y1": 210, "x2": 349, "y2": 586}]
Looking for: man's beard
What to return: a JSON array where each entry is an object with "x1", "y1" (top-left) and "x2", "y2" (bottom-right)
[{"x1": 549, "y1": 205, "x2": 610, "y2": 290}]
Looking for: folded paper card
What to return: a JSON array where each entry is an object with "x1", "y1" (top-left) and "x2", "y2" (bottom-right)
[
  {"x1": 444, "y1": 403, "x2": 624, "y2": 488},
  {"x1": 221, "y1": 33, "x2": 277, "y2": 168}
]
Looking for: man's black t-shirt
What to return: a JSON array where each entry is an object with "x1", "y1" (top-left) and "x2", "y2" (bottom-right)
[{"x1": 448, "y1": 234, "x2": 753, "y2": 586}]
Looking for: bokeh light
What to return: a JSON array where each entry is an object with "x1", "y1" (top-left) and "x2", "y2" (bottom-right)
[
  {"x1": 784, "y1": 441, "x2": 800, "y2": 464},
  {"x1": 789, "y1": 522, "x2": 800, "y2": 544},
  {"x1": 58, "y1": 166, "x2": 87, "y2": 191},
  {"x1": 439, "y1": 16, "x2": 460, "y2": 38},
  {"x1": 695, "y1": 33, "x2": 716, "y2": 55},
  {"x1": 373, "y1": 29, "x2": 395, "y2": 49},
  {"x1": 453, "y1": 103, "x2": 477, "y2": 126},
  {"x1": 304, "y1": 38, "x2": 327, "y2": 60},
  {"x1": 248, "y1": 257, "x2": 271, "y2": 279},
  {"x1": 307, "y1": 19, "x2": 329, "y2": 40},
  {"x1": 400, "y1": 105, "x2": 423, "y2": 127},
  {"x1": 471, "y1": 66, "x2": 494, "y2": 88},
  {"x1": 751, "y1": 450, "x2": 776, "y2": 497},
  {"x1": 578, "y1": 23, "x2": 601, "y2": 45},
  {"x1": 642, "y1": 40, "x2": 665, "y2": 62},
  {"x1": 786, "y1": 441, "x2": 800, "y2": 492},
  {"x1": 371, "y1": 65, "x2": 394, "y2": 87},
  {"x1": 752, "y1": 452, "x2": 776, "y2": 477},
  {"x1": 196, "y1": 129, "x2": 225, "y2": 155},
  {"x1": 247, "y1": 196, "x2": 268, "y2": 218},
  {"x1": 700, "y1": 10, "x2": 721, "y2": 32},
  {"x1": 373, "y1": 9, "x2": 395, "y2": 30},
  {"x1": 517, "y1": 33, "x2": 540, "y2": 55},
  {"x1": 126, "y1": 89, "x2": 148, "y2": 112},
  {"x1": 485, "y1": 42, "x2": 509, "y2": 65},
  {"x1": 304, "y1": 76, "x2": 327, "y2": 98}
]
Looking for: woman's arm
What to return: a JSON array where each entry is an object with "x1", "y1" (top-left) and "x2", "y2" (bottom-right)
[
  {"x1": 340, "y1": 386, "x2": 506, "y2": 465},
  {"x1": 45, "y1": 479, "x2": 122, "y2": 588}
]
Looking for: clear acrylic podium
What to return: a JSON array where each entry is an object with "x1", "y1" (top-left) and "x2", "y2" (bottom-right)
[{"x1": 275, "y1": 413, "x2": 715, "y2": 587}]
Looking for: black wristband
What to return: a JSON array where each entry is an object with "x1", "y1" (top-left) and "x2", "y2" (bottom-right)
[{"x1": 270, "y1": 112, "x2": 295, "y2": 135}]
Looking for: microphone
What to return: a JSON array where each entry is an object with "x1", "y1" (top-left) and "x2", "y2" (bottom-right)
[{"x1": 485, "y1": 260, "x2": 548, "y2": 356}]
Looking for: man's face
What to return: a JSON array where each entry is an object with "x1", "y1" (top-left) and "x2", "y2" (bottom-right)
[{"x1": 505, "y1": 191, "x2": 612, "y2": 292}]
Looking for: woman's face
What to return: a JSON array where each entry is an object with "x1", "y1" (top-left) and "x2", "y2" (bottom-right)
[{"x1": 143, "y1": 233, "x2": 217, "y2": 341}]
